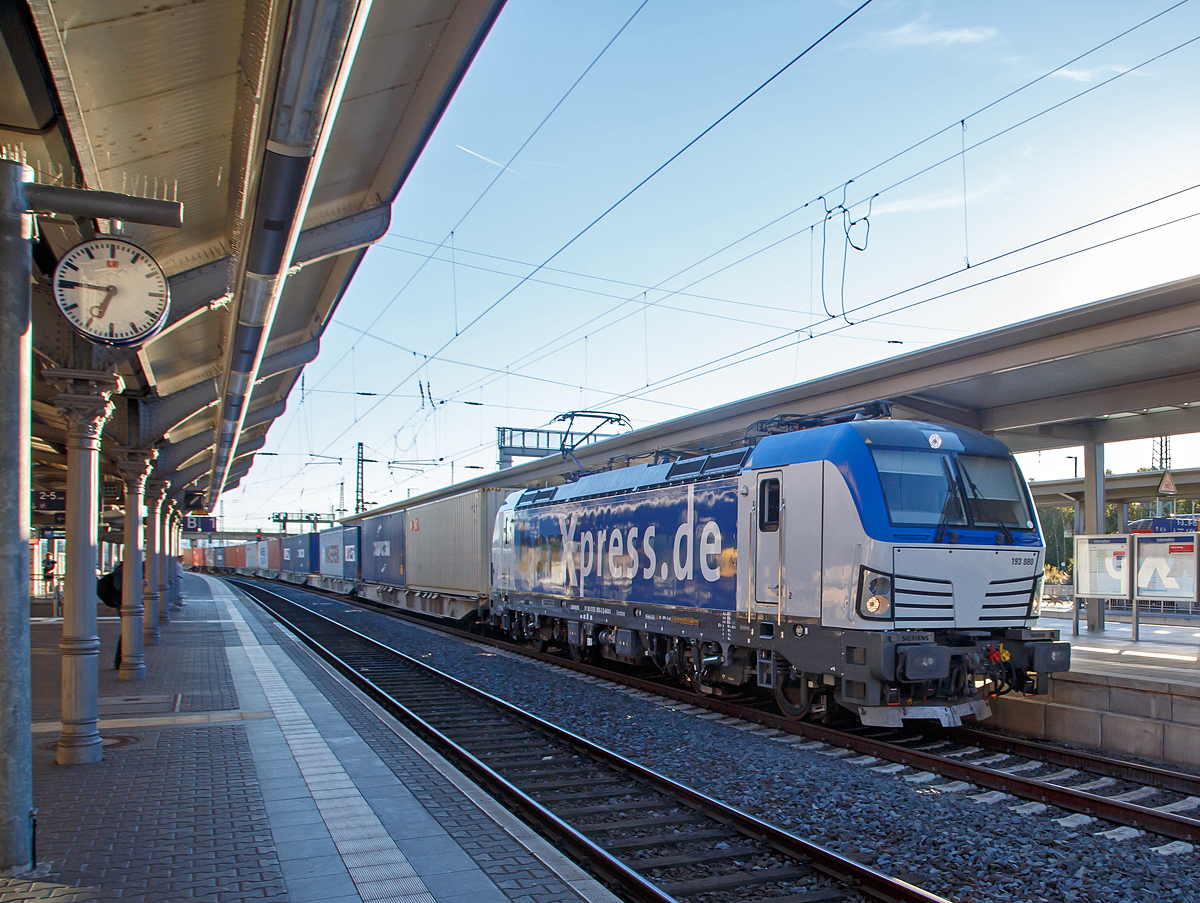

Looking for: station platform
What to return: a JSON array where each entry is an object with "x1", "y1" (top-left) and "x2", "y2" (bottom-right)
[
  {"x1": 2, "y1": 574, "x2": 618, "y2": 903},
  {"x1": 988, "y1": 611, "x2": 1200, "y2": 767}
]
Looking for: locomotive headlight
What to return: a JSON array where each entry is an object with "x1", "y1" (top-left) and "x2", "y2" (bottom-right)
[{"x1": 858, "y1": 568, "x2": 893, "y2": 620}]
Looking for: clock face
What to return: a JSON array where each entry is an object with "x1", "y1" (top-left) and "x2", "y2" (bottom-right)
[{"x1": 52, "y1": 238, "x2": 170, "y2": 346}]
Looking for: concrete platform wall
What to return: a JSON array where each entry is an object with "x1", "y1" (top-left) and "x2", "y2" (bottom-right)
[{"x1": 988, "y1": 671, "x2": 1200, "y2": 768}]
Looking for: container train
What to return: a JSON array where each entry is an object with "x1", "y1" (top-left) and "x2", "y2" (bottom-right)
[{"x1": 191, "y1": 411, "x2": 1070, "y2": 727}]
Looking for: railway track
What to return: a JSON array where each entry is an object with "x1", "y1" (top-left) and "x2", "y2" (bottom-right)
[
  {"x1": 231, "y1": 578, "x2": 952, "y2": 903},
  {"x1": 232, "y1": 576, "x2": 1200, "y2": 847}
]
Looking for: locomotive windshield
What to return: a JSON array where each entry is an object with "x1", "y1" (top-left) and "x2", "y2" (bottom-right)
[
  {"x1": 871, "y1": 449, "x2": 966, "y2": 526},
  {"x1": 871, "y1": 448, "x2": 1033, "y2": 529},
  {"x1": 955, "y1": 454, "x2": 1034, "y2": 528}
]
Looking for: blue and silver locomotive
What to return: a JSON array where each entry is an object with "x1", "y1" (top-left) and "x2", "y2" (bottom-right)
[{"x1": 490, "y1": 406, "x2": 1070, "y2": 726}]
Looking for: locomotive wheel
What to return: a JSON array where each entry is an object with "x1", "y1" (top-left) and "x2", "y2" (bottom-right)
[{"x1": 774, "y1": 665, "x2": 810, "y2": 719}]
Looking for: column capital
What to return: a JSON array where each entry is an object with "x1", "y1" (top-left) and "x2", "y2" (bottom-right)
[
  {"x1": 46, "y1": 369, "x2": 122, "y2": 440},
  {"x1": 43, "y1": 368, "x2": 124, "y2": 397},
  {"x1": 144, "y1": 479, "x2": 169, "y2": 505},
  {"x1": 113, "y1": 447, "x2": 157, "y2": 493}
]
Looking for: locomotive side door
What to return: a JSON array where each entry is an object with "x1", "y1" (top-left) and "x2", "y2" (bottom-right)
[{"x1": 753, "y1": 471, "x2": 783, "y2": 609}]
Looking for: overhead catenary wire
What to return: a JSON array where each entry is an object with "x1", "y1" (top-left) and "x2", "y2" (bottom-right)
[
  {"x1": 311, "y1": 1, "x2": 876, "y2": 458},
  {"x1": 411, "y1": 7, "x2": 1200, "y2": 401},
  {"x1": 590, "y1": 200, "x2": 1200, "y2": 409},
  {"x1": 307, "y1": 1, "x2": 652, "y2": 394},
  {"x1": 227, "y1": 3, "x2": 1199, "y2": 523}
]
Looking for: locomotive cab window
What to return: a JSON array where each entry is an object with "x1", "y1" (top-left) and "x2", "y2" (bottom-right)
[
  {"x1": 871, "y1": 448, "x2": 965, "y2": 527},
  {"x1": 956, "y1": 455, "x2": 1033, "y2": 528},
  {"x1": 758, "y1": 478, "x2": 781, "y2": 532}
]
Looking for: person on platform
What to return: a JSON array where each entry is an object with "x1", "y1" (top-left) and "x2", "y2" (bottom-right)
[
  {"x1": 42, "y1": 551, "x2": 55, "y2": 593},
  {"x1": 96, "y1": 562, "x2": 123, "y2": 668}
]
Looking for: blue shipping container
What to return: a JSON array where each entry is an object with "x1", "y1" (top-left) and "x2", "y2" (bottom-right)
[
  {"x1": 281, "y1": 533, "x2": 319, "y2": 574},
  {"x1": 361, "y1": 511, "x2": 406, "y2": 587}
]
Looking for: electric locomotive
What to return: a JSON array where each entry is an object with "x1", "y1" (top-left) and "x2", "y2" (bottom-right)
[{"x1": 490, "y1": 406, "x2": 1070, "y2": 726}]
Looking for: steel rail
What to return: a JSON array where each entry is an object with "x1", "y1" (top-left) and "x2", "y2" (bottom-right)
[
  {"x1": 234, "y1": 576, "x2": 1200, "y2": 842},
  {"x1": 231, "y1": 578, "x2": 954, "y2": 903},
  {"x1": 943, "y1": 727, "x2": 1200, "y2": 797},
  {"x1": 235, "y1": 581, "x2": 678, "y2": 903}
]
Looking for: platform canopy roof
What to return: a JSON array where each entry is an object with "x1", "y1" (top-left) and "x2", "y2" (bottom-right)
[
  {"x1": 3, "y1": 0, "x2": 503, "y2": 525},
  {"x1": 351, "y1": 272, "x2": 1200, "y2": 519}
]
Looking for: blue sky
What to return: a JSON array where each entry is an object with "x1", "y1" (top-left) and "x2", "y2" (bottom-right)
[{"x1": 220, "y1": 0, "x2": 1200, "y2": 529}]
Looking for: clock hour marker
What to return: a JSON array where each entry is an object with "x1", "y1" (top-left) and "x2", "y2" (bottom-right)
[
  {"x1": 109, "y1": 245, "x2": 115, "y2": 258},
  {"x1": 63, "y1": 302, "x2": 78, "y2": 312},
  {"x1": 59, "y1": 279, "x2": 80, "y2": 289},
  {"x1": 108, "y1": 323, "x2": 114, "y2": 336},
  {"x1": 148, "y1": 291, "x2": 165, "y2": 297},
  {"x1": 84, "y1": 247, "x2": 94, "y2": 259},
  {"x1": 62, "y1": 262, "x2": 77, "y2": 271}
]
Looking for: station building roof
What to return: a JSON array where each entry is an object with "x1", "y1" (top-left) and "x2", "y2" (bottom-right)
[
  {"x1": 348, "y1": 273, "x2": 1200, "y2": 521},
  {"x1": 4, "y1": 0, "x2": 504, "y2": 521}
]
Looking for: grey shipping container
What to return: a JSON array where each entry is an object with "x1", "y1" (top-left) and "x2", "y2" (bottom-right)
[
  {"x1": 404, "y1": 488, "x2": 513, "y2": 597},
  {"x1": 213, "y1": 546, "x2": 226, "y2": 568},
  {"x1": 319, "y1": 526, "x2": 360, "y2": 580},
  {"x1": 319, "y1": 527, "x2": 344, "y2": 578}
]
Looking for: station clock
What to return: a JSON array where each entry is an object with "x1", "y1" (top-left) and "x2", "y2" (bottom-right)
[{"x1": 52, "y1": 237, "x2": 170, "y2": 346}]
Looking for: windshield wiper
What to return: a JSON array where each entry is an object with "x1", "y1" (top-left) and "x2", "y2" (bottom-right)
[
  {"x1": 934, "y1": 458, "x2": 960, "y2": 544},
  {"x1": 960, "y1": 465, "x2": 1014, "y2": 545}
]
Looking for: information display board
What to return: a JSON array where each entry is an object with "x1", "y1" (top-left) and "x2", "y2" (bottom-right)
[
  {"x1": 1073, "y1": 535, "x2": 1132, "y2": 599},
  {"x1": 1134, "y1": 533, "x2": 1200, "y2": 603}
]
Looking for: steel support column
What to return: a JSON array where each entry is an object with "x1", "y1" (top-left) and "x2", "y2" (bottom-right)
[
  {"x1": 176, "y1": 510, "x2": 186, "y2": 606},
  {"x1": 46, "y1": 372, "x2": 120, "y2": 766},
  {"x1": 0, "y1": 157, "x2": 33, "y2": 867},
  {"x1": 173, "y1": 508, "x2": 183, "y2": 605},
  {"x1": 1083, "y1": 442, "x2": 1106, "y2": 632},
  {"x1": 116, "y1": 450, "x2": 155, "y2": 680},
  {"x1": 143, "y1": 481, "x2": 165, "y2": 646},
  {"x1": 159, "y1": 501, "x2": 172, "y2": 624},
  {"x1": 157, "y1": 498, "x2": 171, "y2": 621}
]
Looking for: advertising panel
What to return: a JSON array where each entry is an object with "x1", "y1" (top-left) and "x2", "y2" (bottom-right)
[
  {"x1": 362, "y1": 511, "x2": 406, "y2": 587},
  {"x1": 1135, "y1": 533, "x2": 1200, "y2": 603},
  {"x1": 511, "y1": 479, "x2": 739, "y2": 610},
  {"x1": 1073, "y1": 535, "x2": 1132, "y2": 599}
]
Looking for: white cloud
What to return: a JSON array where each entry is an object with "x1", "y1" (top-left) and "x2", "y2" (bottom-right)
[
  {"x1": 879, "y1": 18, "x2": 997, "y2": 48},
  {"x1": 1052, "y1": 65, "x2": 1128, "y2": 83},
  {"x1": 872, "y1": 176, "x2": 1011, "y2": 216}
]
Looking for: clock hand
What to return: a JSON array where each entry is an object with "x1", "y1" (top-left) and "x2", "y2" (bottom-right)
[{"x1": 89, "y1": 285, "x2": 118, "y2": 319}]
